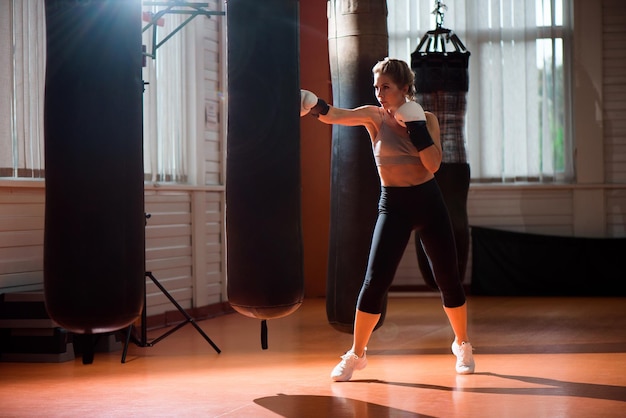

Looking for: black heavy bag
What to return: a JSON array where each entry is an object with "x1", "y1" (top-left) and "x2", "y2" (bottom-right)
[
  {"x1": 411, "y1": 52, "x2": 470, "y2": 93},
  {"x1": 326, "y1": 0, "x2": 388, "y2": 334},
  {"x1": 411, "y1": 28, "x2": 471, "y2": 289},
  {"x1": 226, "y1": 0, "x2": 304, "y2": 341},
  {"x1": 411, "y1": 27, "x2": 470, "y2": 94},
  {"x1": 43, "y1": 0, "x2": 145, "y2": 334}
]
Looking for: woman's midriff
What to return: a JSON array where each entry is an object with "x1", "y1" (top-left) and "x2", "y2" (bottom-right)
[{"x1": 377, "y1": 163, "x2": 435, "y2": 187}]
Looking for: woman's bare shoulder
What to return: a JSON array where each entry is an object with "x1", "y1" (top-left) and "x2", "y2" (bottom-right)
[
  {"x1": 353, "y1": 104, "x2": 384, "y2": 118},
  {"x1": 425, "y1": 111, "x2": 440, "y2": 126},
  {"x1": 425, "y1": 110, "x2": 437, "y2": 119}
]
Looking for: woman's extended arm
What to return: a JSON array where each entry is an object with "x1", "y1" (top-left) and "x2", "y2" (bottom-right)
[
  {"x1": 301, "y1": 89, "x2": 380, "y2": 133},
  {"x1": 318, "y1": 105, "x2": 380, "y2": 128}
]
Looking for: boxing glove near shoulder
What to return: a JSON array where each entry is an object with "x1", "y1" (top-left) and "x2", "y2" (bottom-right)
[{"x1": 394, "y1": 101, "x2": 434, "y2": 152}]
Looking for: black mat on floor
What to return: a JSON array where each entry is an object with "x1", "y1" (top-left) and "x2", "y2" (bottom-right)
[{"x1": 470, "y1": 226, "x2": 626, "y2": 296}]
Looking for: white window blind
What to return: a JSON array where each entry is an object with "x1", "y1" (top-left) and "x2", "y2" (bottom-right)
[
  {"x1": 0, "y1": 1, "x2": 45, "y2": 179},
  {"x1": 388, "y1": 0, "x2": 573, "y2": 182},
  {"x1": 142, "y1": 6, "x2": 189, "y2": 184}
]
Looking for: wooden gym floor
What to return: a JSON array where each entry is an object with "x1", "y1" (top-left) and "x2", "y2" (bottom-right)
[{"x1": 1, "y1": 295, "x2": 625, "y2": 417}]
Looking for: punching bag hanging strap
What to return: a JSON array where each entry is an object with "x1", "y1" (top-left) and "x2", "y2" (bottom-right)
[{"x1": 261, "y1": 320, "x2": 268, "y2": 350}]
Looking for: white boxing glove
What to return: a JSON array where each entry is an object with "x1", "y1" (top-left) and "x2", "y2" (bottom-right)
[
  {"x1": 301, "y1": 89, "x2": 319, "y2": 116},
  {"x1": 394, "y1": 101, "x2": 426, "y2": 127},
  {"x1": 300, "y1": 89, "x2": 330, "y2": 117},
  {"x1": 394, "y1": 101, "x2": 433, "y2": 151}
]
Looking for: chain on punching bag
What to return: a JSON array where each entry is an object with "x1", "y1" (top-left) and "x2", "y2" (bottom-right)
[
  {"x1": 326, "y1": 0, "x2": 389, "y2": 334},
  {"x1": 43, "y1": 0, "x2": 145, "y2": 334},
  {"x1": 226, "y1": 0, "x2": 304, "y2": 348}
]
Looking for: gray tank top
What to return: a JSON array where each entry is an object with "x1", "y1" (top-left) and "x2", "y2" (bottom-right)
[{"x1": 372, "y1": 119, "x2": 424, "y2": 167}]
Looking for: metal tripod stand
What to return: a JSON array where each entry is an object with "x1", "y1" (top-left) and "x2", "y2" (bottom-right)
[
  {"x1": 121, "y1": 271, "x2": 221, "y2": 363},
  {"x1": 120, "y1": 1, "x2": 225, "y2": 364}
]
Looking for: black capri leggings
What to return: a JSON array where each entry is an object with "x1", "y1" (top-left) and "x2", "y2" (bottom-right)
[{"x1": 356, "y1": 178, "x2": 466, "y2": 313}]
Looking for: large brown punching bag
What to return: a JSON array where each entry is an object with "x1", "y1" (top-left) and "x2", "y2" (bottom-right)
[
  {"x1": 226, "y1": 0, "x2": 304, "y2": 348},
  {"x1": 43, "y1": 0, "x2": 145, "y2": 334},
  {"x1": 326, "y1": 0, "x2": 388, "y2": 334},
  {"x1": 411, "y1": 27, "x2": 471, "y2": 289}
]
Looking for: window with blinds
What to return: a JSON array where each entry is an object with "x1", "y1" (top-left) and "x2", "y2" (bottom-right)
[
  {"x1": 388, "y1": 0, "x2": 573, "y2": 183},
  {"x1": 1, "y1": 1, "x2": 193, "y2": 184}
]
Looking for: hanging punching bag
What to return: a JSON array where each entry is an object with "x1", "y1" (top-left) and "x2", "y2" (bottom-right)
[
  {"x1": 326, "y1": 0, "x2": 388, "y2": 334},
  {"x1": 226, "y1": 0, "x2": 304, "y2": 346},
  {"x1": 411, "y1": 28, "x2": 471, "y2": 289},
  {"x1": 43, "y1": 0, "x2": 145, "y2": 334}
]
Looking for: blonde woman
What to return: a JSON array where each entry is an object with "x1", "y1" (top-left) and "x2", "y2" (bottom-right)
[{"x1": 301, "y1": 57, "x2": 475, "y2": 381}]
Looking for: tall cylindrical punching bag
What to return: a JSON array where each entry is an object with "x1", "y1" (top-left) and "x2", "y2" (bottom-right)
[
  {"x1": 326, "y1": 0, "x2": 388, "y2": 334},
  {"x1": 411, "y1": 23, "x2": 471, "y2": 290},
  {"x1": 43, "y1": 0, "x2": 145, "y2": 335},
  {"x1": 226, "y1": 0, "x2": 304, "y2": 348}
]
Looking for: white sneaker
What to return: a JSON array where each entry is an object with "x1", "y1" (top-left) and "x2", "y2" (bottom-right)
[
  {"x1": 330, "y1": 348, "x2": 367, "y2": 382},
  {"x1": 451, "y1": 341, "x2": 475, "y2": 374}
]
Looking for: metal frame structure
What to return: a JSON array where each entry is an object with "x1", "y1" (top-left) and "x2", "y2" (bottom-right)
[{"x1": 142, "y1": 1, "x2": 225, "y2": 60}]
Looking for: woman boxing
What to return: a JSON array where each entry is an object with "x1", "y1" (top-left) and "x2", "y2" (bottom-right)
[{"x1": 301, "y1": 57, "x2": 475, "y2": 381}]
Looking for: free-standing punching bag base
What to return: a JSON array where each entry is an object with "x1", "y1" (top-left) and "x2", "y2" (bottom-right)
[
  {"x1": 226, "y1": 0, "x2": 304, "y2": 347},
  {"x1": 326, "y1": 0, "x2": 389, "y2": 334},
  {"x1": 43, "y1": 0, "x2": 145, "y2": 335}
]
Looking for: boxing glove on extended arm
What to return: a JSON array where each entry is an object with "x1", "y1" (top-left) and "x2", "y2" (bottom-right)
[
  {"x1": 300, "y1": 89, "x2": 330, "y2": 117},
  {"x1": 394, "y1": 101, "x2": 434, "y2": 152}
]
